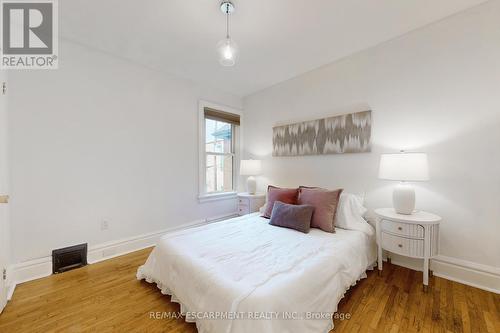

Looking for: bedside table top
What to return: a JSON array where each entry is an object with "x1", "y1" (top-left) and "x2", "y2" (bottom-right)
[
  {"x1": 237, "y1": 192, "x2": 266, "y2": 198},
  {"x1": 375, "y1": 208, "x2": 441, "y2": 224}
]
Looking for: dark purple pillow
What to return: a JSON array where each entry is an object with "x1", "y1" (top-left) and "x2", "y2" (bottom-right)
[{"x1": 269, "y1": 201, "x2": 315, "y2": 233}]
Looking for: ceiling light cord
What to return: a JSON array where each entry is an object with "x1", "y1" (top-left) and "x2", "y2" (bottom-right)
[{"x1": 226, "y1": 5, "x2": 230, "y2": 39}]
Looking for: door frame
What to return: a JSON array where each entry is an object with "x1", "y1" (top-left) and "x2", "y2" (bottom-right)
[{"x1": 0, "y1": 72, "x2": 9, "y2": 313}]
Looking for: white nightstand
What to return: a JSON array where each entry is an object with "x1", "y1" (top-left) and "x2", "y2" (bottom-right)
[
  {"x1": 375, "y1": 208, "x2": 441, "y2": 291},
  {"x1": 237, "y1": 193, "x2": 265, "y2": 216}
]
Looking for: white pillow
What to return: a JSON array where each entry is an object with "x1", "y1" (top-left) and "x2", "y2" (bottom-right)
[{"x1": 335, "y1": 193, "x2": 374, "y2": 236}]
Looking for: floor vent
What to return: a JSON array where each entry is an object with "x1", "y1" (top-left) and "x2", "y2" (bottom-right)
[{"x1": 52, "y1": 243, "x2": 88, "y2": 274}]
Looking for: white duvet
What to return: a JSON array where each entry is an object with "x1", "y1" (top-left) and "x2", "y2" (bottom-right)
[{"x1": 137, "y1": 213, "x2": 376, "y2": 333}]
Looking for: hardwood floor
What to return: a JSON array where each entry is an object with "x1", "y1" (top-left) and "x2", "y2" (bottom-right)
[{"x1": 0, "y1": 248, "x2": 498, "y2": 333}]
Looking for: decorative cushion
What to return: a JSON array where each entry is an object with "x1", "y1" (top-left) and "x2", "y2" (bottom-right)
[
  {"x1": 269, "y1": 201, "x2": 314, "y2": 233},
  {"x1": 297, "y1": 186, "x2": 343, "y2": 233},
  {"x1": 262, "y1": 185, "x2": 299, "y2": 218}
]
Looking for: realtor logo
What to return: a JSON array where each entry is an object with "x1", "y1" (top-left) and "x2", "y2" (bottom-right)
[{"x1": 1, "y1": 0, "x2": 58, "y2": 69}]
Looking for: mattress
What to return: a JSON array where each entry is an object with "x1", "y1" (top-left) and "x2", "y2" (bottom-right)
[{"x1": 137, "y1": 213, "x2": 376, "y2": 333}]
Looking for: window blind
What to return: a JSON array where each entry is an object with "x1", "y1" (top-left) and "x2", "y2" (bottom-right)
[{"x1": 204, "y1": 107, "x2": 240, "y2": 126}]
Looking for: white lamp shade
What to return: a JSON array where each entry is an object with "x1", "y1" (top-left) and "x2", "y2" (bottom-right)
[
  {"x1": 240, "y1": 160, "x2": 262, "y2": 176},
  {"x1": 378, "y1": 152, "x2": 429, "y2": 181}
]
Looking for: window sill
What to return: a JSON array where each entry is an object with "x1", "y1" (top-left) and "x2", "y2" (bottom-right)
[{"x1": 198, "y1": 192, "x2": 238, "y2": 203}]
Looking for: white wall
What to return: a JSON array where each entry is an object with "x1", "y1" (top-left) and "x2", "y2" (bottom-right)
[
  {"x1": 243, "y1": 1, "x2": 500, "y2": 274},
  {"x1": 8, "y1": 40, "x2": 242, "y2": 264}
]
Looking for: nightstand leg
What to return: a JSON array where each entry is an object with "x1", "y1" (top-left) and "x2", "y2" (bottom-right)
[
  {"x1": 423, "y1": 257, "x2": 429, "y2": 292},
  {"x1": 387, "y1": 257, "x2": 391, "y2": 264},
  {"x1": 423, "y1": 225, "x2": 430, "y2": 292},
  {"x1": 377, "y1": 250, "x2": 383, "y2": 273},
  {"x1": 429, "y1": 270, "x2": 433, "y2": 277},
  {"x1": 376, "y1": 219, "x2": 383, "y2": 275}
]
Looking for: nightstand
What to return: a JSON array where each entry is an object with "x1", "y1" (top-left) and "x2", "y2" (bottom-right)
[
  {"x1": 237, "y1": 193, "x2": 265, "y2": 216},
  {"x1": 375, "y1": 208, "x2": 441, "y2": 292}
]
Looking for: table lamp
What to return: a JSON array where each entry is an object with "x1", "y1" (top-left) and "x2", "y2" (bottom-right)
[
  {"x1": 240, "y1": 160, "x2": 262, "y2": 194},
  {"x1": 378, "y1": 151, "x2": 429, "y2": 215}
]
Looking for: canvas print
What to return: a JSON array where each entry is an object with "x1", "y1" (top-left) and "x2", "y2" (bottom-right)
[{"x1": 272, "y1": 110, "x2": 372, "y2": 156}]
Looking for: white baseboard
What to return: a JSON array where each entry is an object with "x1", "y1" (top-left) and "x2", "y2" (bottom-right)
[
  {"x1": 386, "y1": 253, "x2": 500, "y2": 294},
  {"x1": 7, "y1": 212, "x2": 238, "y2": 300},
  {"x1": 6, "y1": 269, "x2": 16, "y2": 301},
  {"x1": 432, "y1": 255, "x2": 500, "y2": 294},
  {"x1": 7, "y1": 284, "x2": 15, "y2": 301}
]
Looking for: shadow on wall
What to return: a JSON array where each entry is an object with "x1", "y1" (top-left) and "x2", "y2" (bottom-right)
[{"x1": 420, "y1": 115, "x2": 500, "y2": 264}]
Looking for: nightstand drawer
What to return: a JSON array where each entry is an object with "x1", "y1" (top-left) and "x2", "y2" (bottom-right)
[
  {"x1": 238, "y1": 198, "x2": 250, "y2": 205},
  {"x1": 237, "y1": 193, "x2": 266, "y2": 215},
  {"x1": 381, "y1": 219, "x2": 424, "y2": 238},
  {"x1": 238, "y1": 204, "x2": 250, "y2": 215},
  {"x1": 381, "y1": 232, "x2": 424, "y2": 258}
]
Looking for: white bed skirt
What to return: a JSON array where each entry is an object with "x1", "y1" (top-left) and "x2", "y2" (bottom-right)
[{"x1": 137, "y1": 262, "x2": 376, "y2": 332}]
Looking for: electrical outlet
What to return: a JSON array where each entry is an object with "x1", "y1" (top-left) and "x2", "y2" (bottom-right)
[{"x1": 101, "y1": 220, "x2": 109, "y2": 231}]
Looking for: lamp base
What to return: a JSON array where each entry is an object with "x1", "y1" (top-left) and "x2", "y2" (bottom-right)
[
  {"x1": 246, "y1": 176, "x2": 257, "y2": 195},
  {"x1": 393, "y1": 182, "x2": 415, "y2": 215}
]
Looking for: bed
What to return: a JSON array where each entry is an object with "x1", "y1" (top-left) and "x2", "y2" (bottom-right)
[{"x1": 137, "y1": 211, "x2": 376, "y2": 333}]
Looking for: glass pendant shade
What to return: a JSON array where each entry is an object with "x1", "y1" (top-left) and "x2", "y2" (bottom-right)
[{"x1": 216, "y1": 38, "x2": 238, "y2": 67}]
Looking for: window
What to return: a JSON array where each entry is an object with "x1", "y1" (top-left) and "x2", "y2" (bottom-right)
[
  {"x1": 199, "y1": 103, "x2": 241, "y2": 201},
  {"x1": 205, "y1": 117, "x2": 234, "y2": 193}
]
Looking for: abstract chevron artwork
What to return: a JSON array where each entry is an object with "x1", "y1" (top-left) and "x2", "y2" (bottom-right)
[{"x1": 272, "y1": 110, "x2": 372, "y2": 156}]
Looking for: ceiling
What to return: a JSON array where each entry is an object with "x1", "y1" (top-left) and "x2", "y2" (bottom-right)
[{"x1": 60, "y1": 0, "x2": 488, "y2": 97}]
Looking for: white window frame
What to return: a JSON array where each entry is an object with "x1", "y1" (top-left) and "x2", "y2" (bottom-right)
[{"x1": 198, "y1": 100, "x2": 242, "y2": 203}]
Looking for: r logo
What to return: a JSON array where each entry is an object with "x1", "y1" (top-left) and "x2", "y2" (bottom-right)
[{"x1": 2, "y1": 2, "x2": 53, "y2": 54}]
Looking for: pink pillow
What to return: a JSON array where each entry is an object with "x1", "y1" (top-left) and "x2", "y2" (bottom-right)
[
  {"x1": 263, "y1": 185, "x2": 299, "y2": 218},
  {"x1": 297, "y1": 187, "x2": 343, "y2": 233}
]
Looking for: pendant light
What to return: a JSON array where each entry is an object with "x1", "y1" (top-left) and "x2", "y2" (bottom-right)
[{"x1": 217, "y1": 1, "x2": 238, "y2": 66}]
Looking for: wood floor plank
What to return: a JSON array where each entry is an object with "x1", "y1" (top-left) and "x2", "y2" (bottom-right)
[{"x1": 0, "y1": 248, "x2": 497, "y2": 332}]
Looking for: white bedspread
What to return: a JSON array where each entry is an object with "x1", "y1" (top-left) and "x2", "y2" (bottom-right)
[{"x1": 137, "y1": 213, "x2": 376, "y2": 333}]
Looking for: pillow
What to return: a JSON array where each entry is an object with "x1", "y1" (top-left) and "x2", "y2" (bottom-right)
[
  {"x1": 335, "y1": 193, "x2": 374, "y2": 236},
  {"x1": 297, "y1": 186, "x2": 343, "y2": 233},
  {"x1": 262, "y1": 185, "x2": 299, "y2": 218},
  {"x1": 269, "y1": 201, "x2": 314, "y2": 233}
]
